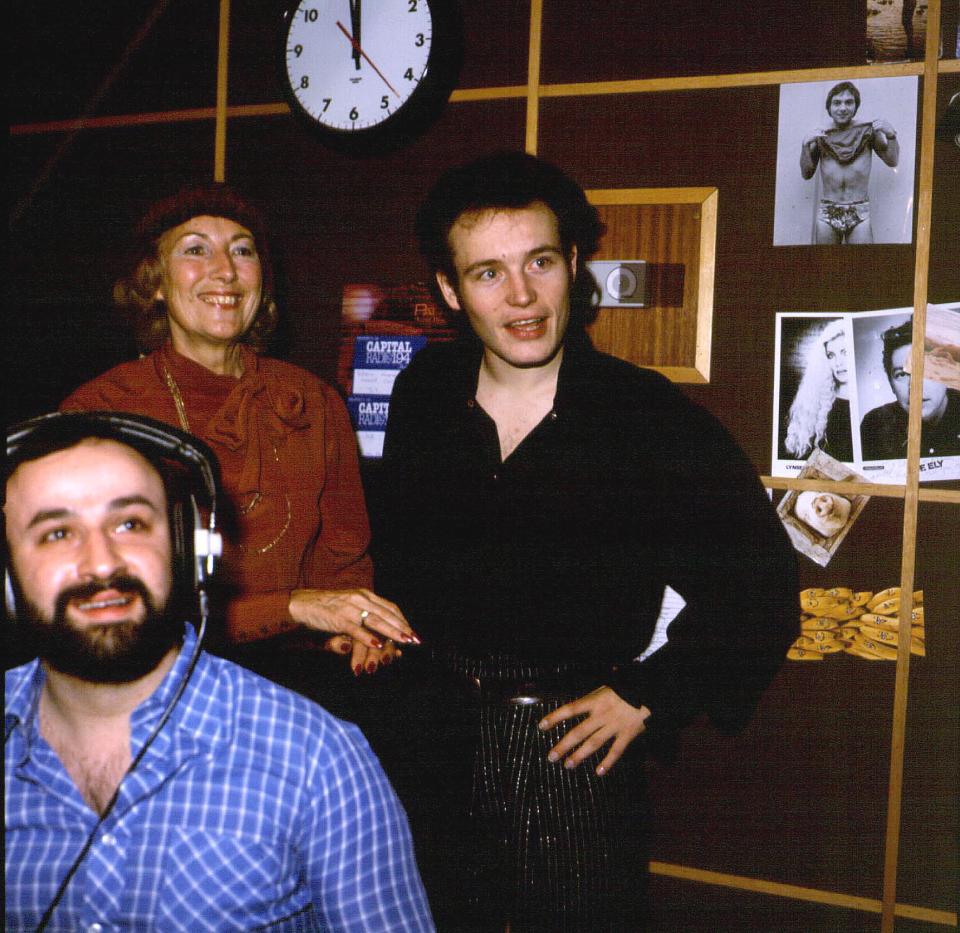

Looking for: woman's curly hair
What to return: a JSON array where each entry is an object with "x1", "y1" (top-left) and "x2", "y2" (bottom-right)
[
  {"x1": 784, "y1": 318, "x2": 847, "y2": 459},
  {"x1": 114, "y1": 184, "x2": 278, "y2": 353}
]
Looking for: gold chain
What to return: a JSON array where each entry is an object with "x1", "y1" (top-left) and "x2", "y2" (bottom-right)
[
  {"x1": 162, "y1": 364, "x2": 191, "y2": 432},
  {"x1": 161, "y1": 363, "x2": 291, "y2": 555},
  {"x1": 238, "y1": 441, "x2": 291, "y2": 556}
]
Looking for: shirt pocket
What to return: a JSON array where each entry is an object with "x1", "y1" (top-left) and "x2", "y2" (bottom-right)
[{"x1": 157, "y1": 828, "x2": 316, "y2": 931}]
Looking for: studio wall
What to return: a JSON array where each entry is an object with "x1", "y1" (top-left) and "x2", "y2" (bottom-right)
[{"x1": 7, "y1": 1, "x2": 958, "y2": 930}]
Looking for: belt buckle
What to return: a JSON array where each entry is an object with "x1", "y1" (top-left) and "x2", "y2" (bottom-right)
[
  {"x1": 508, "y1": 680, "x2": 542, "y2": 706},
  {"x1": 509, "y1": 694, "x2": 541, "y2": 706}
]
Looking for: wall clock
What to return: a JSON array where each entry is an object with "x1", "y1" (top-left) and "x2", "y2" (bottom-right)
[{"x1": 281, "y1": 0, "x2": 463, "y2": 154}]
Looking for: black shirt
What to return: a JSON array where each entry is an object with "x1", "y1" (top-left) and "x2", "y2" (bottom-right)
[
  {"x1": 823, "y1": 397, "x2": 854, "y2": 462},
  {"x1": 376, "y1": 338, "x2": 798, "y2": 736},
  {"x1": 860, "y1": 390, "x2": 960, "y2": 460}
]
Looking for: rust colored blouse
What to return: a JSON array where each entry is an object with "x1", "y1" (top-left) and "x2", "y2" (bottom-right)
[{"x1": 62, "y1": 343, "x2": 373, "y2": 644}]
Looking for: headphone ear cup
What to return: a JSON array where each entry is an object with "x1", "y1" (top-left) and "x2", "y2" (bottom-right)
[{"x1": 166, "y1": 498, "x2": 187, "y2": 618}]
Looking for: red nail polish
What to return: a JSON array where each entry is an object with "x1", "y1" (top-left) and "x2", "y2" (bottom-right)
[
  {"x1": 366, "y1": 662, "x2": 377, "y2": 674},
  {"x1": 353, "y1": 664, "x2": 362, "y2": 677}
]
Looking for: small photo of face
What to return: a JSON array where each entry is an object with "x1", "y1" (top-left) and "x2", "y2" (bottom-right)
[
  {"x1": 794, "y1": 490, "x2": 852, "y2": 538},
  {"x1": 828, "y1": 89, "x2": 859, "y2": 127},
  {"x1": 888, "y1": 343, "x2": 950, "y2": 422},
  {"x1": 824, "y1": 330, "x2": 849, "y2": 386}
]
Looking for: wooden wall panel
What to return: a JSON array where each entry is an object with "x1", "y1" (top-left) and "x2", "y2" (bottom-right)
[
  {"x1": 7, "y1": 0, "x2": 958, "y2": 928},
  {"x1": 587, "y1": 201, "x2": 706, "y2": 376}
]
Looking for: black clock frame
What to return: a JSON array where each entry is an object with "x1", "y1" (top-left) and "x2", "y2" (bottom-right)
[{"x1": 278, "y1": 0, "x2": 463, "y2": 156}]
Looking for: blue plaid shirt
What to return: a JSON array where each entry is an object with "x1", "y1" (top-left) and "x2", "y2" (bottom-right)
[{"x1": 5, "y1": 624, "x2": 434, "y2": 932}]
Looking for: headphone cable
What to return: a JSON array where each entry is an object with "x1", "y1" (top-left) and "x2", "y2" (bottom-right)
[{"x1": 33, "y1": 612, "x2": 207, "y2": 933}]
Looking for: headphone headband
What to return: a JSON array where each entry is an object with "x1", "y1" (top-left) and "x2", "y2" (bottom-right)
[{"x1": 7, "y1": 412, "x2": 219, "y2": 505}]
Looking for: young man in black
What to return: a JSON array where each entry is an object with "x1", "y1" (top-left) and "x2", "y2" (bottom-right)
[{"x1": 376, "y1": 151, "x2": 798, "y2": 931}]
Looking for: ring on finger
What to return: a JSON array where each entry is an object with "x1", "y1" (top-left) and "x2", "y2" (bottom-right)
[{"x1": 359, "y1": 609, "x2": 370, "y2": 626}]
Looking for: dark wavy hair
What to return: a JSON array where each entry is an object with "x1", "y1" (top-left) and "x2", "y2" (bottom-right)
[
  {"x1": 415, "y1": 151, "x2": 606, "y2": 285},
  {"x1": 881, "y1": 319, "x2": 913, "y2": 377},
  {"x1": 114, "y1": 184, "x2": 278, "y2": 353},
  {"x1": 825, "y1": 81, "x2": 860, "y2": 115}
]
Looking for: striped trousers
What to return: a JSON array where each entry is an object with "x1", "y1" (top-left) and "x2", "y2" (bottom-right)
[{"x1": 404, "y1": 652, "x2": 651, "y2": 932}]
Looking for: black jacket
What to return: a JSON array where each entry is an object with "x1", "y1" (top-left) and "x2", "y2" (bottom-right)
[{"x1": 375, "y1": 338, "x2": 798, "y2": 739}]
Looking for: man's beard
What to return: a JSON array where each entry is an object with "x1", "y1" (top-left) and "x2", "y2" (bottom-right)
[{"x1": 22, "y1": 574, "x2": 181, "y2": 684}]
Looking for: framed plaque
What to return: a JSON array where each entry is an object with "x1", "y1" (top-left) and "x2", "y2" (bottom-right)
[{"x1": 585, "y1": 187, "x2": 717, "y2": 383}]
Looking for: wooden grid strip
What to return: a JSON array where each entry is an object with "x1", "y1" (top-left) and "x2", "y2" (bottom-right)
[
  {"x1": 881, "y1": 3, "x2": 944, "y2": 930},
  {"x1": 14, "y1": 61, "x2": 960, "y2": 137},
  {"x1": 760, "y1": 475, "x2": 960, "y2": 504},
  {"x1": 214, "y1": 0, "x2": 231, "y2": 183},
  {"x1": 541, "y1": 62, "x2": 924, "y2": 98},
  {"x1": 649, "y1": 862, "x2": 958, "y2": 928},
  {"x1": 524, "y1": 0, "x2": 543, "y2": 154},
  {"x1": 11, "y1": 5, "x2": 958, "y2": 931}
]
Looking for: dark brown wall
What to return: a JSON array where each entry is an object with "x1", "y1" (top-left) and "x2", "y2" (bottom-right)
[{"x1": 7, "y1": 2, "x2": 958, "y2": 928}]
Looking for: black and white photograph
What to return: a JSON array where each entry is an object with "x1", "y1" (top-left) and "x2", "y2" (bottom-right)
[
  {"x1": 853, "y1": 307, "x2": 960, "y2": 482},
  {"x1": 773, "y1": 76, "x2": 918, "y2": 246},
  {"x1": 772, "y1": 313, "x2": 859, "y2": 476},
  {"x1": 7, "y1": 2, "x2": 959, "y2": 929}
]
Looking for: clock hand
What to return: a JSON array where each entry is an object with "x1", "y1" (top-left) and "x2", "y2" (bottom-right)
[
  {"x1": 336, "y1": 20, "x2": 400, "y2": 98},
  {"x1": 349, "y1": 0, "x2": 361, "y2": 70}
]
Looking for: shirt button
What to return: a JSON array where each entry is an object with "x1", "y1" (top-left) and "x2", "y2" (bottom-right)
[
  {"x1": 549, "y1": 411, "x2": 558, "y2": 420},
  {"x1": 492, "y1": 472, "x2": 499, "y2": 481}
]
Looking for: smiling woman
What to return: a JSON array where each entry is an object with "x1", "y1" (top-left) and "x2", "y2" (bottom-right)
[
  {"x1": 156, "y1": 216, "x2": 264, "y2": 370},
  {"x1": 61, "y1": 185, "x2": 416, "y2": 700}
]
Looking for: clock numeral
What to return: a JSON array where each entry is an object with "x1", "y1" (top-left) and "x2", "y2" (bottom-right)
[
  {"x1": 322, "y1": 98, "x2": 332, "y2": 112},
  {"x1": 415, "y1": 33, "x2": 425, "y2": 47},
  {"x1": 404, "y1": 67, "x2": 415, "y2": 81},
  {"x1": 349, "y1": 106, "x2": 359, "y2": 121},
  {"x1": 293, "y1": 44, "x2": 303, "y2": 58},
  {"x1": 300, "y1": 76, "x2": 310, "y2": 90},
  {"x1": 381, "y1": 96, "x2": 390, "y2": 110},
  {"x1": 408, "y1": 0, "x2": 418, "y2": 10},
  {"x1": 302, "y1": 8, "x2": 318, "y2": 21}
]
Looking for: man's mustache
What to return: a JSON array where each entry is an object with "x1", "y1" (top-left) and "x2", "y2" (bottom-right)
[{"x1": 55, "y1": 574, "x2": 154, "y2": 616}]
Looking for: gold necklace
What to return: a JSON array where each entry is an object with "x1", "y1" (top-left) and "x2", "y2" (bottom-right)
[{"x1": 161, "y1": 362, "x2": 292, "y2": 555}]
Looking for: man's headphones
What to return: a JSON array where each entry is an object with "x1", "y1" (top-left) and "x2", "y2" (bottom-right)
[{"x1": 5, "y1": 411, "x2": 222, "y2": 622}]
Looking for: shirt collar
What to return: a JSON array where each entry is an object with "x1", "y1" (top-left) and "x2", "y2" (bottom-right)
[
  {"x1": 450, "y1": 334, "x2": 599, "y2": 416},
  {"x1": 130, "y1": 622, "x2": 231, "y2": 751},
  {"x1": 4, "y1": 623, "x2": 229, "y2": 757},
  {"x1": 4, "y1": 659, "x2": 44, "y2": 754},
  {"x1": 553, "y1": 338, "x2": 601, "y2": 416}
]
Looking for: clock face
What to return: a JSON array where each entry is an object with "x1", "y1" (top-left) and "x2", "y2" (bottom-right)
[{"x1": 285, "y1": 0, "x2": 435, "y2": 134}]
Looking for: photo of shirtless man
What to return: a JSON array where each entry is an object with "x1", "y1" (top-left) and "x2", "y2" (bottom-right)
[{"x1": 800, "y1": 81, "x2": 900, "y2": 244}]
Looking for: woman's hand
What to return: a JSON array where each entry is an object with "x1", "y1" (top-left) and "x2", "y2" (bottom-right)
[
  {"x1": 323, "y1": 635, "x2": 403, "y2": 676},
  {"x1": 289, "y1": 587, "x2": 419, "y2": 649}
]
